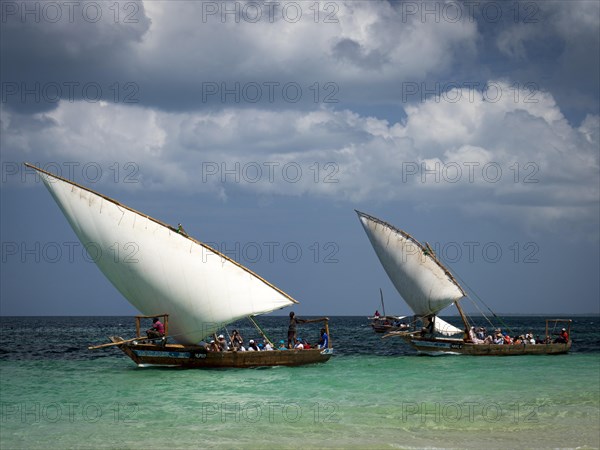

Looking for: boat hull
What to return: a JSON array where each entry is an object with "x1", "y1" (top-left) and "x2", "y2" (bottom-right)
[
  {"x1": 112, "y1": 340, "x2": 333, "y2": 368},
  {"x1": 401, "y1": 336, "x2": 571, "y2": 356},
  {"x1": 371, "y1": 324, "x2": 409, "y2": 334}
]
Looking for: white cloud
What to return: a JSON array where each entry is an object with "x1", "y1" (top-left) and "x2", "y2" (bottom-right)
[{"x1": 3, "y1": 81, "x2": 598, "y2": 237}]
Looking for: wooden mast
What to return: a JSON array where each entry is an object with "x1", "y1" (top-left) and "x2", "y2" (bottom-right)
[{"x1": 454, "y1": 300, "x2": 471, "y2": 341}]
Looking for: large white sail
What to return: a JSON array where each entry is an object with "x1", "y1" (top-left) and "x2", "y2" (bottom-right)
[
  {"x1": 30, "y1": 164, "x2": 297, "y2": 344},
  {"x1": 356, "y1": 211, "x2": 465, "y2": 317}
]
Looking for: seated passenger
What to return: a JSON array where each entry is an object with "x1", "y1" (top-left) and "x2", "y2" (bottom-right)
[
  {"x1": 217, "y1": 334, "x2": 229, "y2": 351},
  {"x1": 263, "y1": 340, "x2": 274, "y2": 351},
  {"x1": 476, "y1": 327, "x2": 485, "y2": 341},
  {"x1": 468, "y1": 327, "x2": 484, "y2": 344},
  {"x1": 277, "y1": 340, "x2": 287, "y2": 350},
  {"x1": 554, "y1": 328, "x2": 569, "y2": 343},
  {"x1": 294, "y1": 338, "x2": 304, "y2": 349},
  {"x1": 302, "y1": 339, "x2": 311, "y2": 349},
  {"x1": 247, "y1": 339, "x2": 260, "y2": 351},
  {"x1": 209, "y1": 340, "x2": 220, "y2": 352},
  {"x1": 146, "y1": 317, "x2": 165, "y2": 339},
  {"x1": 493, "y1": 333, "x2": 504, "y2": 344}
]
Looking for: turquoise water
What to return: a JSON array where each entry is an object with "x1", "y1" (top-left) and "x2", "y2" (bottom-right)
[{"x1": 1, "y1": 316, "x2": 599, "y2": 449}]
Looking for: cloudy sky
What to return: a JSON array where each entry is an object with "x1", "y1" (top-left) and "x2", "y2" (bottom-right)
[{"x1": 1, "y1": 0, "x2": 599, "y2": 317}]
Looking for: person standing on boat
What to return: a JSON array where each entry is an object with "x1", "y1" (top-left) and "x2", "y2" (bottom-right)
[
  {"x1": 146, "y1": 318, "x2": 164, "y2": 339},
  {"x1": 420, "y1": 315, "x2": 435, "y2": 336},
  {"x1": 317, "y1": 328, "x2": 329, "y2": 349},
  {"x1": 287, "y1": 312, "x2": 306, "y2": 348},
  {"x1": 426, "y1": 315, "x2": 435, "y2": 334},
  {"x1": 229, "y1": 329, "x2": 244, "y2": 350}
]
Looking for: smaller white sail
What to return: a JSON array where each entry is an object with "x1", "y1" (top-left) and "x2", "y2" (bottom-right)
[
  {"x1": 435, "y1": 317, "x2": 463, "y2": 336},
  {"x1": 356, "y1": 211, "x2": 465, "y2": 317}
]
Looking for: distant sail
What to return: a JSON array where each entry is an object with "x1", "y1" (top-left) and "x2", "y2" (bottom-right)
[
  {"x1": 30, "y1": 164, "x2": 297, "y2": 344},
  {"x1": 356, "y1": 211, "x2": 465, "y2": 316}
]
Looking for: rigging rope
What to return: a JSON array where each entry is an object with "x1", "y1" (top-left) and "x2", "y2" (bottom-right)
[
  {"x1": 464, "y1": 294, "x2": 495, "y2": 328},
  {"x1": 440, "y1": 257, "x2": 514, "y2": 335}
]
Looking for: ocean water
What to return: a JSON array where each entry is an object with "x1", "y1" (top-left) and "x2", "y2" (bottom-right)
[{"x1": 1, "y1": 316, "x2": 598, "y2": 449}]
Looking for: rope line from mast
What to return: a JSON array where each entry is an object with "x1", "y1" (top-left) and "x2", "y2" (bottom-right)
[{"x1": 439, "y1": 256, "x2": 514, "y2": 335}]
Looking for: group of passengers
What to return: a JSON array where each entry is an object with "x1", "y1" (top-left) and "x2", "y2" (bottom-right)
[
  {"x1": 467, "y1": 326, "x2": 569, "y2": 345},
  {"x1": 206, "y1": 331, "x2": 273, "y2": 352},
  {"x1": 205, "y1": 312, "x2": 329, "y2": 352},
  {"x1": 145, "y1": 312, "x2": 329, "y2": 352}
]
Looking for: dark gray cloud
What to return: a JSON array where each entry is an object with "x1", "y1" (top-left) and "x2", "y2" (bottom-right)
[
  {"x1": 3, "y1": 1, "x2": 596, "y2": 122},
  {"x1": 332, "y1": 38, "x2": 389, "y2": 69},
  {"x1": 1, "y1": 0, "x2": 151, "y2": 113}
]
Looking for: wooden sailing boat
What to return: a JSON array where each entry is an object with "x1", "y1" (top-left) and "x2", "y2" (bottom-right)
[
  {"x1": 368, "y1": 288, "x2": 409, "y2": 333},
  {"x1": 26, "y1": 163, "x2": 332, "y2": 367},
  {"x1": 356, "y1": 210, "x2": 571, "y2": 355}
]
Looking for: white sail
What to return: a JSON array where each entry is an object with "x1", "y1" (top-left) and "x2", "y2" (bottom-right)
[
  {"x1": 356, "y1": 211, "x2": 465, "y2": 317},
  {"x1": 31, "y1": 165, "x2": 297, "y2": 344},
  {"x1": 435, "y1": 317, "x2": 463, "y2": 336}
]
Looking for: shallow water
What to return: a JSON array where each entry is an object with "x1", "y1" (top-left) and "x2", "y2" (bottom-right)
[{"x1": 1, "y1": 316, "x2": 599, "y2": 449}]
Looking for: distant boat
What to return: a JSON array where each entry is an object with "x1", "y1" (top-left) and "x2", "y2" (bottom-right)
[
  {"x1": 356, "y1": 210, "x2": 571, "y2": 355},
  {"x1": 368, "y1": 288, "x2": 410, "y2": 333},
  {"x1": 26, "y1": 163, "x2": 332, "y2": 368},
  {"x1": 369, "y1": 317, "x2": 410, "y2": 334}
]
